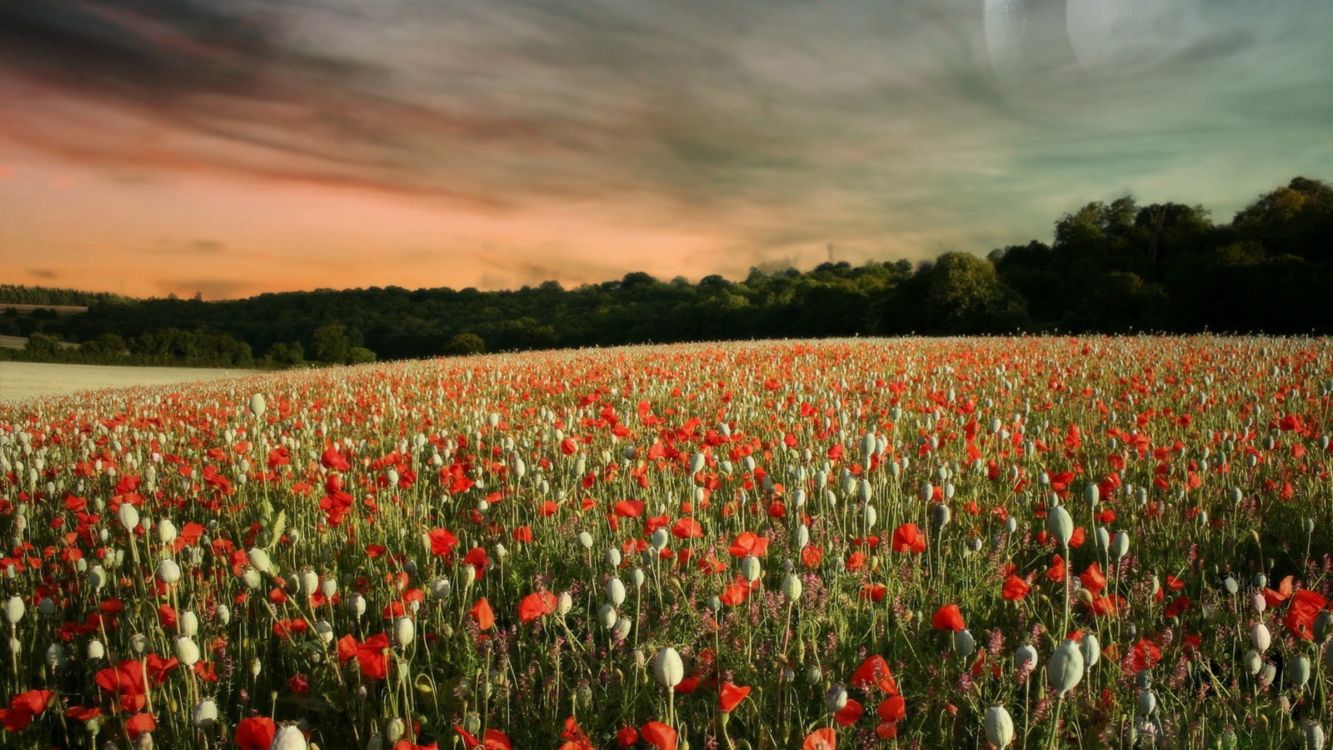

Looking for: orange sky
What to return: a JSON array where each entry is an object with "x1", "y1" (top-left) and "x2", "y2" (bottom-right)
[{"x1": 1, "y1": 1, "x2": 1330, "y2": 299}]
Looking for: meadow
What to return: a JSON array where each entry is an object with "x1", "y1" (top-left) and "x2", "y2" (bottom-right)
[
  {"x1": 0, "y1": 337, "x2": 1330, "y2": 750},
  {"x1": 0, "y1": 362, "x2": 257, "y2": 403}
]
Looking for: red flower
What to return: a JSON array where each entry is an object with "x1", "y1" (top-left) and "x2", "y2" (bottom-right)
[
  {"x1": 1002, "y1": 575, "x2": 1030, "y2": 601},
  {"x1": 125, "y1": 712, "x2": 156, "y2": 739},
  {"x1": 470, "y1": 598, "x2": 495, "y2": 631},
  {"x1": 616, "y1": 726, "x2": 640, "y2": 748},
  {"x1": 559, "y1": 716, "x2": 595, "y2": 750},
  {"x1": 804, "y1": 728, "x2": 837, "y2": 750},
  {"x1": 1046, "y1": 554, "x2": 1066, "y2": 582},
  {"x1": 890, "y1": 523, "x2": 927, "y2": 554},
  {"x1": 850, "y1": 655, "x2": 898, "y2": 694},
  {"x1": 728, "y1": 531, "x2": 769, "y2": 558},
  {"x1": 640, "y1": 721, "x2": 678, "y2": 750},
  {"x1": 931, "y1": 603, "x2": 966, "y2": 632},
  {"x1": 453, "y1": 727, "x2": 513, "y2": 750},
  {"x1": 719, "y1": 682, "x2": 751, "y2": 712},
  {"x1": 1080, "y1": 563, "x2": 1106, "y2": 595},
  {"x1": 95, "y1": 659, "x2": 149, "y2": 712},
  {"x1": 234, "y1": 717, "x2": 277, "y2": 750},
  {"x1": 356, "y1": 633, "x2": 391, "y2": 680},
  {"x1": 427, "y1": 528, "x2": 458, "y2": 557},
  {"x1": 1286, "y1": 589, "x2": 1327, "y2": 640},
  {"x1": 518, "y1": 591, "x2": 557, "y2": 624},
  {"x1": 876, "y1": 694, "x2": 906, "y2": 722},
  {"x1": 834, "y1": 698, "x2": 863, "y2": 727},
  {"x1": 321, "y1": 447, "x2": 351, "y2": 471}
]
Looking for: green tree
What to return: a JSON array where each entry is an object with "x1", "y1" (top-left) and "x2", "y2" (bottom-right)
[
  {"x1": 311, "y1": 324, "x2": 351, "y2": 363},
  {"x1": 446, "y1": 332, "x2": 485, "y2": 355},
  {"x1": 347, "y1": 346, "x2": 377, "y2": 364}
]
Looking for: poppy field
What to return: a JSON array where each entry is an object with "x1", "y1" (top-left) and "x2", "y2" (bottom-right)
[{"x1": 3, "y1": 336, "x2": 1333, "y2": 750}]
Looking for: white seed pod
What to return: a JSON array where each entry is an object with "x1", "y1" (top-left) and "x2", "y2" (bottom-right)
[
  {"x1": 1046, "y1": 639, "x2": 1084, "y2": 695},
  {"x1": 1080, "y1": 633, "x2": 1101, "y2": 668},
  {"x1": 155, "y1": 559, "x2": 181, "y2": 585},
  {"x1": 179, "y1": 611, "x2": 199, "y2": 637},
  {"x1": 825, "y1": 683, "x2": 849, "y2": 712},
  {"x1": 630, "y1": 568, "x2": 646, "y2": 589},
  {"x1": 1046, "y1": 506, "x2": 1073, "y2": 547},
  {"x1": 606, "y1": 577, "x2": 627, "y2": 606},
  {"x1": 242, "y1": 568, "x2": 262, "y2": 590},
  {"x1": 193, "y1": 699, "x2": 219, "y2": 729},
  {"x1": 1289, "y1": 655, "x2": 1311, "y2": 689},
  {"x1": 89, "y1": 565, "x2": 107, "y2": 591},
  {"x1": 1243, "y1": 649, "x2": 1262, "y2": 675},
  {"x1": 1305, "y1": 721, "x2": 1326, "y2": 750},
  {"x1": 1136, "y1": 689, "x2": 1157, "y2": 716},
  {"x1": 782, "y1": 573, "x2": 803, "y2": 601},
  {"x1": 315, "y1": 620, "x2": 334, "y2": 644},
  {"x1": 1111, "y1": 531, "x2": 1130, "y2": 560},
  {"x1": 797, "y1": 524, "x2": 810, "y2": 549},
  {"x1": 174, "y1": 637, "x2": 200, "y2": 667},
  {"x1": 350, "y1": 594, "x2": 367, "y2": 619},
  {"x1": 954, "y1": 629, "x2": 976, "y2": 658},
  {"x1": 271, "y1": 724, "x2": 308, "y2": 750},
  {"x1": 300, "y1": 570, "x2": 320, "y2": 597},
  {"x1": 613, "y1": 615, "x2": 632, "y2": 641},
  {"x1": 247, "y1": 548, "x2": 273, "y2": 575},
  {"x1": 118, "y1": 503, "x2": 140, "y2": 532},
  {"x1": 984, "y1": 706, "x2": 1015, "y2": 748},
  {"x1": 44, "y1": 643, "x2": 66, "y2": 670},
  {"x1": 650, "y1": 528, "x2": 670, "y2": 551},
  {"x1": 249, "y1": 393, "x2": 267, "y2": 418},
  {"x1": 87, "y1": 639, "x2": 105, "y2": 660},
  {"x1": 652, "y1": 646, "x2": 684, "y2": 689},
  {"x1": 1251, "y1": 623, "x2": 1271, "y2": 653},
  {"x1": 605, "y1": 547, "x2": 622, "y2": 568},
  {"x1": 394, "y1": 617, "x2": 415, "y2": 647},
  {"x1": 863, "y1": 503, "x2": 877, "y2": 529},
  {"x1": 598, "y1": 604, "x2": 618, "y2": 630},
  {"x1": 3, "y1": 596, "x2": 24, "y2": 625},
  {"x1": 430, "y1": 578, "x2": 452, "y2": 601},
  {"x1": 321, "y1": 578, "x2": 338, "y2": 599},
  {"x1": 740, "y1": 555, "x2": 762, "y2": 583},
  {"x1": 216, "y1": 604, "x2": 231, "y2": 626},
  {"x1": 577, "y1": 531, "x2": 593, "y2": 549},
  {"x1": 157, "y1": 519, "x2": 178, "y2": 545},
  {"x1": 1014, "y1": 644, "x2": 1039, "y2": 672},
  {"x1": 1084, "y1": 483, "x2": 1099, "y2": 506}
]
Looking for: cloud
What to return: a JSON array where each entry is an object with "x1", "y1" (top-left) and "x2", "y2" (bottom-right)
[{"x1": 27, "y1": 268, "x2": 59, "y2": 280}]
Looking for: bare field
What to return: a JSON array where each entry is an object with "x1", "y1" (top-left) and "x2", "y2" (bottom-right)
[{"x1": 0, "y1": 361, "x2": 257, "y2": 402}]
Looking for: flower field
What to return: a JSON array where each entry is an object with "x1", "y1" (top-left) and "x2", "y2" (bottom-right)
[{"x1": 2, "y1": 337, "x2": 1333, "y2": 750}]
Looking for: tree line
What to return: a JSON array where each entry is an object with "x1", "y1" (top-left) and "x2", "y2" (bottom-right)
[{"x1": 3, "y1": 176, "x2": 1330, "y2": 368}]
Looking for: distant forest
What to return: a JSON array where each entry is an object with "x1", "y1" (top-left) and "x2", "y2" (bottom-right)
[{"x1": 3, "y1": 176, "x2": 1331, "y2": 368}]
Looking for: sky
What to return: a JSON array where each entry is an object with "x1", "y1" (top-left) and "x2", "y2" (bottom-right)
[{"x1": 1, "y1": 0, "x2": 1330, "y2": 299}]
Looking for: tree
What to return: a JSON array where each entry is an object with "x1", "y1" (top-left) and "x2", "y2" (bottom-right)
[
  {"x1": 311, "y1": 324, "x2": 351, "y2": 363},
  {"x1": 24, "y1": 332, "x2": 61, "y2": 356},
  {"x1": 347, "y1": 346, "x2": 377, "y2": 364},
  {"x1": 446, "y1": 332, "x2": 486, "y2": 355}
]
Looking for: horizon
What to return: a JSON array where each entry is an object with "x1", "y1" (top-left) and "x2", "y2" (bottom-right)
[{"x1": 2, "y1": 1, "x2": 1332, "y2": 299}]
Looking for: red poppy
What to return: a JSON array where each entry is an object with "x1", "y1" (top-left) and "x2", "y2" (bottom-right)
[
  {"x1": 95, "y1": 659, "x2": 149, "y2": 712},
  {"x1": 1046, "y1": 554, "x2": 1066, "y2": 582},
  {"x1": 470, "y1": 597, "x2": 495, "y2": 631},
  {"x1": 890, "y1": 523, "x2": 927, "y2": 553},
  {"x1": 453, "y1": 727, "x2": 513, "y2": 750},
  {"x1": 728, "y1": 531, "x2": 769, "y2": 558},
  {"x1": 616, "y1": 726, "x2": 640, "y2": 748},
  {"x1": 1286, "y1": 589, "x2": 1327, "y2": 640},
  {"x1": 427, "y1": 528, "x2": 458, "y2": 557},
  {"x1": 719, "y1": 682, "x2": 751, "y2": 712},
  {"x1": 640, "y1": 721, "x2": 678, "y2": 750},
  {"x1": 518, "y1": 591, "x2": 558, "y2": 624},
  {"x1": 559, "y1": 716, "x2": 595, "y2": 750},
  {"x1": 834, "y1": 698, "x2": 863, "y2": 727},
  {"x1": 356, "y1": 633, "x2": 391, "y2": 680},
  {"x1": 850, "y1": 655, "x2": 898, "y2": 694},
  {"x1": 1080, "y1": 563, "x2": 1106, "y2": 595},
  {"x1": 931, "y1": 603, "x2": 966, "y2": 632},
  {"x1": 0, "y1": 688, "x2": 53, "y2": 731},
  {"x1": 1002, "y1": 575, "x2": 1030, "y2": 601},
  {"x1": 876, "y1": 694, "x2": 907, "y2": 722},
  {"x1": 234, "y1": 717, "x2": 277, "y2": 750},
  {"x1": 804, "y1": 728, "x2": 837, "y2": 750},
  {"x1": 125, "y1": 712, "x2": 156, "y2": 739},
  {"x1": 321, "y1": 447, "x2": 351, "y2": 471}
]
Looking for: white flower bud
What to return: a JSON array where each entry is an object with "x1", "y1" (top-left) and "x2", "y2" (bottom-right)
[
  {"x1": 984, "y1": 706, "x2": 1015, "y2": 748},
  {"x1": 652, "y1": 646, "x2": 684, "y2": 689}
]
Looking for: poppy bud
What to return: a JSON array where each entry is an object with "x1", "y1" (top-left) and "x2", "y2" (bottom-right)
[
  {"x1": 3, "y1": 596, "x2": 24, "y2": 625},
  {"x1": 557, "y1": 592, "x2": 573, "y2": 616},
  {"x1": 783, "y1": 573, "x2": 803, "y2": 601},
  {"x1": 193, "y1": 699, "x2": 219, "y2": 729},
  {"x1": 247, "y1": 548, "x2": 273, "y2": 575},
  {"x1": 1136, "y1": 689, "x2": 1156, "y2": 716},
  {"x1": 118, "y1": 504, "x2": 140, "y2": 532},
  {"x1": 1084, "y1": 484, "x2": 1099, "y2": 506},
  {"x1": 156, "y1": 559, "x2": 181, "y2": 585},
  {"x1": 180, "y1": 611, "x2": 199, "y2": 637},
  {"x1": 598, "y1": 604, "x2": 618, "y2": 629},
  {"x1": 984, "y1": 706, "x2": 1014, "y2": 748},
  {"x1": 350, "y1": 594, "x2": 367, "y2": 619},
  {"x1": 249, "y1": 393, "x2": 267, "y2": 418},
  {"x1": 954, "y1": 629, "x2": 975, "y2": 658},
  {"x1": 272, "y1": 724, "x2": 308, "y2": 750},
  {"x1": 650, "y1": 528, "x2": 670, "y2": 551},
  {"x1": 741, "y1": 555, "x2": 762, "y2": 583},
  {"x1": 1289, "y1": 655, "x2": 1311, "y2": 689},
  {"x1": 825, "y1": 683, "x2": 849, "y2": 712},
  {"x1": 652, "y1": 646, "x2": 684, "y2": 689},
  {"x1": 394, "y1": 617, "x2": 415, "y2": 647},
  {"x1": 577, "y1": 532, "x2": 593, "y2": 550},
  {"x1": 1046, "y1": 506, "x2": 1073, "y2": 547},
  {"x1": 614, "y1": 616, "x2": 632, "y2": 641},
  {"x1": 1046, "y1": 639, "x2": 1084, "y2": 695},
  {"x1": 1080, "y1": 633, "x2": 1100, "y2": 668},
  {"x1": 88, "y1": 640, "x2": 105, "y2": 660},
  {"x1": 606, "y1": 548, "x2": 622, "y2": 568},
  {"x1": 606, "y1": 577, "x2": 627, "y2": 606},
  {"x1": 1014, "y1": 644, "x2": 1038, "y2": 672},
  {"x1": 175, "y1": 637, "x2": 200, "y2": 666},
  {"x1": 157, "y1": 519, "x2": 178, "y2": 545},
  {"x1": 217, "y1": 604, "x2": 231, "y2": 625},
  {"x1": 1251, "y1": 623, "x2": 1271, "y2": 653},
  {"x1": 1307, "y1": 722, "x2": 1326, "y2": 750}
]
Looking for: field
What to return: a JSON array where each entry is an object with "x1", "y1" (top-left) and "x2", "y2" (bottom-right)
[
  {"x1": 0, "y1": 337, "x2": 1330, "y2": 750},
  {"x1": 0, "y1": 361, "x2": 256, "y2": 402}
]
